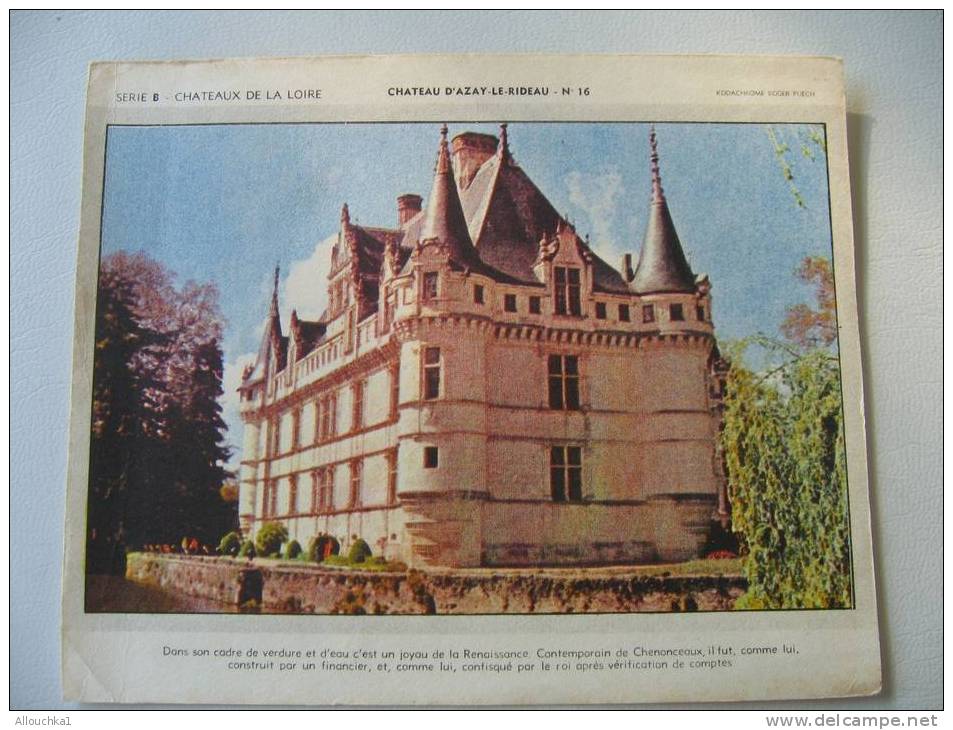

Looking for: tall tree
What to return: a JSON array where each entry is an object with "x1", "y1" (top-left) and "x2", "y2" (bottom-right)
[
  {"x1": 87, "y1": 252, "x2": 233, "y2": 573},
  {"x1": 87, "y1": 266, "x2": 166, "y2": 574},
  {"x1": 722, "y1": 256, "x2": 851, "y2": 609}
]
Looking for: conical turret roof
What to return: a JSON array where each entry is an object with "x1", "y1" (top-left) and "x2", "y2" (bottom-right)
[
  {"x1": 421, "y1": 124, "x2": 477, "y2": 265},
  {"x1": 631, "y1": 127, "x2": 696, "y2": 294},
  {"x1": 242, "y1": 265, "x2": 284, "y2": 383}
]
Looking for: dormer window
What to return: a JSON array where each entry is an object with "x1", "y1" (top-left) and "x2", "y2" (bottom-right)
[{"x1": 554, "y1": 267, "x2": 582, "y2": 316}]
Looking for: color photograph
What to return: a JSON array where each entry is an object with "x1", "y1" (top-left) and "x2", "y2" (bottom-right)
[{"x1": 84, "y1": 120, "x2": 852, "y2": 615}]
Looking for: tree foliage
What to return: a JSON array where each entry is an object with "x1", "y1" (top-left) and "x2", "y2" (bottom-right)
[
  {"x1": 722, "y1": 256, "x2": 851, "y2": 609},
  {"x1": 766, "y1": 125, "x2": 826, "y2": 209},
  {"x1": 87, "y1": 251, "x2": 233, "y2": 574},
  {"x1": 780, "y1": 256, "x2": 837, "y2": 349}
]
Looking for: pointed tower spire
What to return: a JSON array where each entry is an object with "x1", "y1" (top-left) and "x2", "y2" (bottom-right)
[
  {"x1": 270, "y1": 264, "x2": 280, "y2": 314},
  {"x1": 420, "y1": 124, "x2": 477, "y2": 264},
  {"x1": 341, "y1": 202, "x2": 350, "y2": 227},
  {"x1": 242, "y1": 261, "x2": 284, "y2": 383},
  {"x1": 631, "y1": 126, "x2": 696, "y2": 294},
  {"x1": 649, "y1": 125, "x2": 664, "y2": 202},
  {"x1": 498, "y1": 122, "x2": 511, "y2": 164}
]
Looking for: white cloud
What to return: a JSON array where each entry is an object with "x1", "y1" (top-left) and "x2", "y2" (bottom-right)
[
  {"x1": 221, "y1": 234, "x2": 336, "y2": 468},
  {"x1": 565, "y1": 168, "x2": 625, "y2": 254},
  {"x1": 281, "y1": 232, "x2": 337, "y2": 322}
]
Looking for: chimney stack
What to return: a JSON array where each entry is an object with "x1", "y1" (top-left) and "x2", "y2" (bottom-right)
[
  {"x1": 451, "y1": 132, "x2": 499, "y2": 190},
  {"x1": 621, "y1": 253, "x2": 635, "y2": 282},
  {"x1": 397, "y1": 194, "x2": 423, "y2": 226}
]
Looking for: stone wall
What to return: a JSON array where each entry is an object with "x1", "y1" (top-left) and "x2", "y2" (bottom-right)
[{"x1": 125, "y1": 553, "x2": 746, "y2": 614}]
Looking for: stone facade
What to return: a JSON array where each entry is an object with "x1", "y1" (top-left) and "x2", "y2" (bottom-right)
[{"x1": 238, "y1": 124, "x2": 728, "y2": 569}]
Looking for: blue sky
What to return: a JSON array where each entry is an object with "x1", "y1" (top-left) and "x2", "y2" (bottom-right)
[{"x1": 101, "y1": 122, "x2": 834, "y2": 462}]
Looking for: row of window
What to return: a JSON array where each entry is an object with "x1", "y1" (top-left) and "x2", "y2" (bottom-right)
[
  {"x1": 468, "y1": 267, "x2": 706, "y2": 324},
  {"x1": 261, "y1": 449, "x2": 400, "y2": 518},
  {"x1": 273, "y1": 347, "x2": 589, "y2": 458},
  {"x1": 260, "y1": 443, "x2": 584, "y2": 517},
  {"x1": 418, "y1": 444, "x2": 581, "y2": 504},
  {"x1": 279, "y1": 328, "x2": 727, "y2": 454},
  {"x1": 271, "y1": 365, "x2": 404, "y2": 456}
]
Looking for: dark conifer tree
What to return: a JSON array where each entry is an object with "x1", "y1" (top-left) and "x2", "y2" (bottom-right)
[{"x1": 87, "y1": 252, "x2": 234, "y2": 574}]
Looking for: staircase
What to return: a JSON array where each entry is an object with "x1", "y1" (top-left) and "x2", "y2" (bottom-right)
[{"x1": 404, "y1": 518, "x2": 469, "y2": 568}]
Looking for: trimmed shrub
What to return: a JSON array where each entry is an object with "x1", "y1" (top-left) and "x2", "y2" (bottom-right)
[
  {"x1": 255, "y1": 522, "x2": 288, "y2": 558},
  {"x1": 237, "y1": 540, "x2": 256, "y2": 559},
  {"x1": 306, "y1": 536, "x2": 320, "y2": 562},
  {"x1": 307, "y1": 534, "x2": 340, "y2": 563},
  {"x1": 217, "y1": 531, "x2": 242, "y2": 557},
  {"x1": 347, "y1": 538, "x2": 372, "y2": 564},
  {"x1": 284, "y1": 539, "x2": 302, "y2": 560}
]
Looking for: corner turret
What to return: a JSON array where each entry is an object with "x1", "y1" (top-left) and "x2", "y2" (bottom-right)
[
  {"x1": 631, "y1": 127, "x2": 696, "y2": 295},
  {"x1": 420, "y1": 124, "x2": 479, "y2": 267}
]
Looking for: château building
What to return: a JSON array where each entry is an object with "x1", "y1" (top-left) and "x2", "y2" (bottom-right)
[{"x1": 237, "y1": 124, "x2": 728, "y2": 568}]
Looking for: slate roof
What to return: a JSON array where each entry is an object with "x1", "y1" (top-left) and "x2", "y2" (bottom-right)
[
  {"x1": 345, "y1": 125, "x2": 649, "y2": 294},
  {"x1": 293, "y1": 319, "x2": 327, "y2": 359},
  {"x1": 630, "y1": 128, "x2": 696, "y2": 294},
  {"x1": 243, "y1": 124, "x2": 698, "y2": 385},
  {"x1": 419, "y1": 124, "x2": 479, "y2": 267},
  {"x1": 458, "y1": 132, "x2": 631, "y2": 293}
]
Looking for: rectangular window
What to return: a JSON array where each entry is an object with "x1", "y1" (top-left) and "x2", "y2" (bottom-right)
[
  {"x1": 291, "y1": 408, "x2": 301, "y2": 449},
  {"x1": 618, "y1": 304, "x2": 631, "y2": 322},
  {"x1": 311, "y1": 471, "x2": 320, "y2": 512},
  {"x1": 390, "y1": 366, "x2": 400, "y2": 419},
  {"x1": 642, "y1": 304, "x2": 655, "y2": 323},
  {"x1": 321, "y1": 468, "x2": 333, "y2": 511},
  {"x1": 349, "y1": 459, "x2": 362, "y2": 507},
  {"x1": 272, "y1": 418, "x2": 282, "y2": 455},
  {"x1": 548, "y1": 354, "x2": 580, "y2": 410},
  {"x1": 352, "y1": 380, "x2": 365, "y2": 431},
  {"x1": 423, "y1": 347, "x2": 441, "y2": 400},
  {"x1": 529, "y1": 295, "x2": 541, "y2": 314},
  {"x1": 595, "y1": 302, "x2": 607, "y2": 319},
  {"x1": 329, "y1": 392, "x2": 337, "y2": 437},
  {"x1": 424, "y1": 446, "x2": 439, "y2": 469},
  {"x1": 268, "y1": 480, "x2": 278, "y2": 518},
  {"x1": 554, "y1": 266, "x2": 582, "y2": 316},
  {"x1": 473, "y1": 284, "x2": 484, "y2": 304},
  {"x1": 504, "y1": 293, "x2": 517, "y2": 312},
  {"x1": 387, "y1": 449, "x2": 398, "y2": 505},
  {"x1": 423, "y1": 271, "x2": 438, "y2": 300},
  {"x1": 288, "y1": 474, "x2": 298, "y2": 515},
  {"x1": 550, "y1": 446, "x2": 583, "y2": 502},
  {"x1": 318, "y1": 394, "x2": 332, "y2": 441},
  {"x1": 314, "y1": 399, "x2": 323, "y2": 444},
  {"x1": 670, "y1": 303, "x2": 685, "y2": 321},
  {"x1": 696, "y1": 304, "x2": 706, "y2": 322}
]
